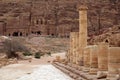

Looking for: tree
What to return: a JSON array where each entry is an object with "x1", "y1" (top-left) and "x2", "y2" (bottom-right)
[{"x1": 3, "y1": 39, "x2": 29, "y2": 58}]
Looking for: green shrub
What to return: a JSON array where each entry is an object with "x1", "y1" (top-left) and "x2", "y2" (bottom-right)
[
  {"x1": 47, "y1": 52, "x2": 51, "y2": 56},
  {"x1": 23, "y1": 52, "x2": 32, "y2": 56},
  {"x1": 34, "y1": 52, "x2": 41, "y2": 59}
]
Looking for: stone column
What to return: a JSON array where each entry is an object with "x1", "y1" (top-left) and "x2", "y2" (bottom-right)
[
  {"x1": 75, "y1": 32, "x2": 79, "y2": 65},
  {"x1": 74, "y1": 32, "x2": 77, "y2": 64},
  {"x1": 97, "y1": 42, "x2": 109, "y2": 77},
  {"x1": 66, "y1": 49, "x2": 70, "y2": 63},
  {"x1": 69, "y1": 32, "x2": 73, "y2": 63},
  {"x1": 67, "y1": 50, "x2": 70, "y2": 63},
  {"x1": 107, "y1": 47, "x2": 120, "y2": 80},
  {"x1": 89, "y1": 45, "x2": 98, "y2": 75},
  {"x1": 83, "y1": 46, "x2": 91, "y2": 72},
  {"x1": 69, "y1": 32, "x2": 75, "y2": 63},
  {"x1": 78, "y1": 5, "x2": 88, "y2": 66},
  {"x1": 72, "y1": 32, "x2": 76, "y2": 64}
]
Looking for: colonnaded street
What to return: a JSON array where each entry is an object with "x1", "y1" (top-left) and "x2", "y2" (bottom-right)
[
  {"x1": 0, "y1": 53, "x2": 73, "y2": 80},
  {"x1": 16, "y1": 65, "x2": 72, "y2": 80}
]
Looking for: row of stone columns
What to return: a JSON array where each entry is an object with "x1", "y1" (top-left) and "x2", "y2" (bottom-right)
[
  {"x1": 68, "y1": 39, "x2": 120, "y2": 79},
  {"x1": 67, "y1": 5, "x2": 120, "y2": 79}
]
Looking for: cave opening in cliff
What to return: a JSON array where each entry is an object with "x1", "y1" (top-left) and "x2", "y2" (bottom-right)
[
  {"x1": 20, "y1": 32, "x2": 22, "y2": 36},
  {"x1": 12, "y1": 32, "x2": 23, "y2": 36},
  {"x1": 37, "y1": 31, "x2": 41, "y2": 35},
  {"x1": 13, "y1": 32, "x2": 18, "y2": 36},
  {"x1": 31, "y1": 31, "x2": 34, "y2": 34},
  {"x1": 105, "y1": 39, "x2": 109, "y2": 43},
  {"x1": 67, "y1": 35, "x2": 70, "y2": 38},
  {"x1": 8, "y1": 33, "x2": 11, "y2": 36},
  {"x1": 51, "y1": 34, "x2": 54, "y2": 36},
  {"x1": 26, "y1": 33, "x2": 28, "y2": 36}
]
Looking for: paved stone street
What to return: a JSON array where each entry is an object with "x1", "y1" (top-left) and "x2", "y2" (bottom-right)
[
  {"x1": 0, "y1": 53, "x2": 72, "y2": 80},
  {"x1": 0, "y1": 63, "x2": 72, "y2": 80},
  {"x1": 0, "y1": 64, "x2": 37, "y2": 80},
  {"x1": 16, "y1": 65, "x2": 72, "y2": 80}
]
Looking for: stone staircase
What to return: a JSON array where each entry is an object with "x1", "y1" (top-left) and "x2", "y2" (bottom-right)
[{"x1": 53, "y1": 62, "x2": 106, "y2": 80}]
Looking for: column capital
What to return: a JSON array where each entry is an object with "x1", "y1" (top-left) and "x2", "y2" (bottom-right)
[{"x1": 78, "y1": 5, "x2": 88, "y2": 11}]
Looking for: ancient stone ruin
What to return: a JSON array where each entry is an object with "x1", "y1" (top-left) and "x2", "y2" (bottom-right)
[
  {"x1": 53, "y1": 5, "x2": 120, "y2": 80},
  {"x1": 0, "y1": 0, "x2": 120, "y2": 40},
  {"x1": 0, "y1": 0, "x2": 120, "y2": 79}
]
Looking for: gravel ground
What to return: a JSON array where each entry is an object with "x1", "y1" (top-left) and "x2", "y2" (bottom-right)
[{"x1": 16, "y1": 65, "x2": 72, "y2": 80}]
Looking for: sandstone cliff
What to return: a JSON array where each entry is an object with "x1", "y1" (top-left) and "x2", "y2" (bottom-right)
[{"x1": 0, "y1": 0, "x2": 120, "y2": 45}]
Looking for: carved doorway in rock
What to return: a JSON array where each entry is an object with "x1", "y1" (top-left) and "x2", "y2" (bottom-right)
[
  {"x1": 12, "y1": 32, "x2": 19, "y2": 36},
  {"x1": 20, "y1": 32, "x2": 22, "y2": 36},
  {"x1": 37, "y1": 31, "x2": 41, "y2": 35},
  {"x1": 12, "y1": 32, "x2": 23, "y2": 36}
]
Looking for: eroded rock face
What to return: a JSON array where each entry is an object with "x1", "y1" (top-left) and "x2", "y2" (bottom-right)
[
  {"x1": 0, "y1": 0, "x2": 120, "y2": 38},
  {"x1": 89, "y1": 26, "x2": 120, "y2": 47}
]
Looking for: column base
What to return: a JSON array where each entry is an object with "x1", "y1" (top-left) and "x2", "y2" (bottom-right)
[
  {"x1": 68, "y1": 63, "x2": 73, "y2": 67},
  {"x1": 72, "y1": 64, "x2": 78, "y2": 68},
  {"x1": 107, "y1": 73, "x2": 120, "y2": 80},
  {"x1": 79, "y1": 60, "x2": 84, "y2": 66},
  {"x1": 83, "y1": 67, "x2": 90, "y2": 73},
  {"x1": 89, "y1": 68, "x2": 98, "y2": 75},
  {"x1": 73, "y1": 65, "x2": 83, "y2": 71},
  {"x1": 97, "y1": 71, "x2": 108, "y2": 79}
]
